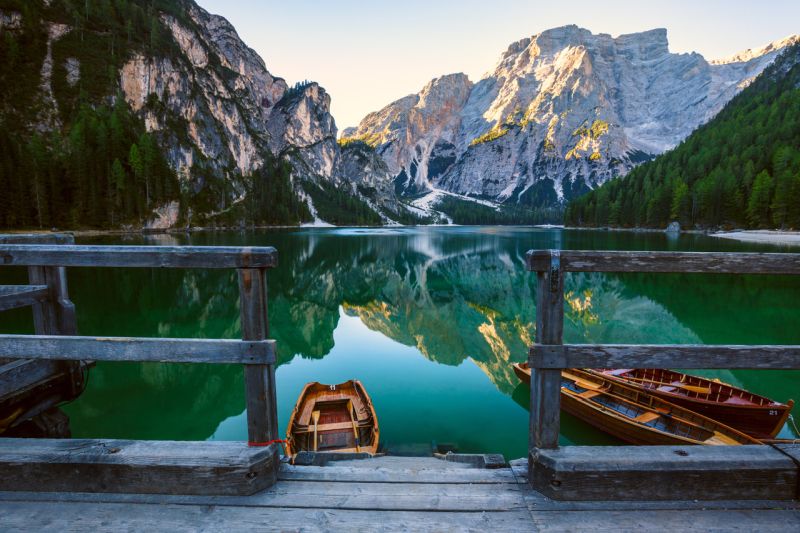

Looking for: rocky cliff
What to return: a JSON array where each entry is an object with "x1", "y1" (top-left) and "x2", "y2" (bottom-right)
[
  {"x1": 0, "y1": 0, "x2": 410, "y2": 228},
  {"x1": 343, "y1": 26, "x2": 799, "y2": 211}
]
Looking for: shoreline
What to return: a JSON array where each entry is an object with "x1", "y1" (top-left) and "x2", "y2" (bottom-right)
[{"x1": 710, "y1": 230, "x2": 800, "y2": 246}]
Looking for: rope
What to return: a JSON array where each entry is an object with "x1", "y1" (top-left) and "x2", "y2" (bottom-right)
[
  {"x1": 248, "y1": 439, "x2": 287, "y2": 448},
  {"x1": 789, "y1": 414, "x2": 800, "y2": 437}
]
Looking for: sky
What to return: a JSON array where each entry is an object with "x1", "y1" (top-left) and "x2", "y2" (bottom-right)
[{"x1": 196, "y1": 0, "x2": 800, "y2": 130}]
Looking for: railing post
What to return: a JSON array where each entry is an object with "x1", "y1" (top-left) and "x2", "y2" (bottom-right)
[
  {"x1": 530, "y1": 250, "x2": 563, "y2": 458},
  {"x1": 238, "y1": 268, "x2": 278, "y2": 445},
  {"x1": 27, "y1": 236, "x2": 84, "y2": 397}
]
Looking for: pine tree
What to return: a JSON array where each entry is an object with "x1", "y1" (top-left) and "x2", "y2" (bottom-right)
[{"x1": 747, "y1": 170, "x2": 773, "y2": 228}]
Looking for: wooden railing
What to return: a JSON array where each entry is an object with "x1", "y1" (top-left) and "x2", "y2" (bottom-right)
[
  {"x1": 526, "y1": 249, "x2": 800, "y2": 451},
  {"x1": 0, "y1": 236, "x2": 279, "y2": 444}
]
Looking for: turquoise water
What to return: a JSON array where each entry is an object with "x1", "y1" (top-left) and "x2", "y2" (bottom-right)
[{"x1": 1, "y1": 227, "x2": 798, "y2": 459}]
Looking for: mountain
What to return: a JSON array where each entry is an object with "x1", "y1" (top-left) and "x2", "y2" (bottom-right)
[
  {"x1": 0, "y1": 0, "x2": 415, "y2": 230},
  {"x1": 342, "y1": 26, "x2": 798, "y2": 216},
  {"x1": 565, "y1": 41, "x2": 800, "y2": 230}
]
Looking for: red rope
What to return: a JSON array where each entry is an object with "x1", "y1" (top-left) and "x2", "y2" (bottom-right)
[{"x1": 248, "y1": 439, "x2": 287, "y2": 447}]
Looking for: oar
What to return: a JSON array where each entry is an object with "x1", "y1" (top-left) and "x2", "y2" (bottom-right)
[
  {"x1": 620, "y1": 376, "x2": 711, "y2": 395},
  {"x1": 312, "y1": 410, "x2": 320, "y2": 452},
  {"x1": 347, "y1": 400, "x2": 361, "y2": 453}
]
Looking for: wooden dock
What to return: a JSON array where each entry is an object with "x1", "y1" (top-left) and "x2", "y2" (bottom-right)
[
  {"x1": 0, "y1": 456, "x2": 797, "y2": 532},
  {"x1": 2, "y1": 239, "x2": 800, "y2": 530}
]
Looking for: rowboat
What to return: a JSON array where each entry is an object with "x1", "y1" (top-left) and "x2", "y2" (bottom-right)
[
  {"x1": 512, "y1": 363, "x2": 760, "y2": 445},
  {"x1": 594, "y1": 368, "x2": 794, "y2": 439},
  {"x1": 285, "y1": 380, "x2": 379, "y2": 457}
]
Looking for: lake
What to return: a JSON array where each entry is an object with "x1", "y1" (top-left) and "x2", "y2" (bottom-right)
[{"x1": 2, "y1": 227, "x2": 798, "y2": 459}]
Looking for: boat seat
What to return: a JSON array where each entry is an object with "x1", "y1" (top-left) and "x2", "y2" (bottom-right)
[
  {"x1": 606, "y1": 369, "x2": 634, "y2": 376},
  {"x1": 579, "y1": 390, "x2": 601, "y2": 399},
  {"x1": 295, "y1": 421, "x2": 371, "y2": 433},
  {"x1": 633, "y1": 412, "x2": 661, "y2": 424}
]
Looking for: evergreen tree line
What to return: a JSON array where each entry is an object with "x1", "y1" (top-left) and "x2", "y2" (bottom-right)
[
  {"x1": 0, "y1": 99, "x2": 179, "y2": 229},
  {"x1": 565, "y1": 44, "x2": 800, "y2": 230},
  {"x1": 303, "y1": 181, "x2": 384, "y2": 226},
  {"x1": 437, "y1": 196, "x2": 563, "y2": 225},
  {"x1": 242, "y1": 157, "x2": 312, "y2": 225}
]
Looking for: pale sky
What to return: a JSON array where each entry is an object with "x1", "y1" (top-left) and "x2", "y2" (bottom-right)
[{"x1": 196, "y1": 0, "x2": 800, "y2": 131}]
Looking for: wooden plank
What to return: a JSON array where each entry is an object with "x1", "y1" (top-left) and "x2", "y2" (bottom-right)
[
  {"x1": 530, "y1": 250, "x2": 563, "y2": 452},
  {"x1": 774, "y1": 443, "x2": 800, "y2": 498},
  {"x1": 0, "y1": 285, "x2": 49, "y2": 312},
  {"x1": 531, "y1": 344, "x2": 800, "y2": 369},
  {"x1": 0, "y1": 359, "x2": 67, "y2": 401},
  {"x1": 0, "y1": 502, "x2": 538, "y2": 532},
  {"x1": 0, "y1": 438, "x2": 279, "y2": 495},
  {"x1": 527, "y1": 249, "x2": 800, "y2": 274},
  {"x1": 0, "y1": 480, "x2": 527, "y2": 512},
  {"x1": 239, "y1": 268, "x2": 278, "y2": 444},
  {"x1": 0, "y1": 335, "x2": 276, "y2": 364},
  {"x1": 278, "y1": 463, "x2": 518, "y2": 484},
  {"x1": 0, "y1": 233, "x2": 73, "y2": 245},
  {"x1": 0, "y1": 244, "x2": 278, "y2": 269},
  {"x1": 529, "y1": 509, "x2": 800, "y2": 532},
  {"x1": 511, "y1": 459, "x2": 800, "y2": 511},
  {"x1": 530, "y1": 445, "x2": 797, "y2": 501}
]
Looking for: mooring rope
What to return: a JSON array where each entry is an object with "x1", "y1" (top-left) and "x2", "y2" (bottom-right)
[{"x1": 788, "y1": 413, "x2": 800, "y2": 437}]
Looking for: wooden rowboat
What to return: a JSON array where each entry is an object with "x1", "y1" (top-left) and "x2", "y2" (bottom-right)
[
  {"x1": 594, "y1": 368, "x2": 794, "y2": 440},
  {"x1": 512, "y1": 363, "x2": 760, "y2": 445},
  {"x1": 285, "y1": 380, "x2": 379, "y2": 457}
]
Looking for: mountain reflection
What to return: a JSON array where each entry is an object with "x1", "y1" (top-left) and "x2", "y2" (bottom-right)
[
  {"x1": 53, "y1": 228, "x2": 797, "y2": 440},
  {"x1": 60, "y1": 228, "x2": 714, "y2": 442}
]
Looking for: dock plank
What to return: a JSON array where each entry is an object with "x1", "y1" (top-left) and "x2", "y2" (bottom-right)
[
  {"x1": 0, "y1": 479, "x2": 526, "y2": 512},
  {"x1": 278, "y1": 463, "x2": 517, "y2": 484},
  {"x1": 0, "y1": 501, "x2": 538, "y2": 533},
  {"x1": 530, "y1": 445, "x2": 797, "y2": 501},
  {"x1": 529, "y1": 509, "x2": 800, "y2": 532},
  {"x1": 0, "y1": 438, "x2": 279, "y2": 495}
]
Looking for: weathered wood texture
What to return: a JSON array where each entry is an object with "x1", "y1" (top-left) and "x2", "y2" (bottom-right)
[
  {"x1": 0, "y1": 359, "x2": 65, "y2": 401},
  {"x1": 0, "y1": 244, "x2": 278, "y2": 269},
  {"x1": 0, "y1": 285, "x2": 49, "y2": 312},
  {"x1": 239, "y1": 268, "x2": 278, "y2": 444},
  {"x1": 530, "y1": 344, "x2": 800, "y2": 369},
  {"x1": 529, "y1": 509, "x2": 800, "y2": 532},
  {"x1": 530, "y1": 445, "x2": 798, "y2": 501},
  {"x1": 530, "y1": 251, "x2": 563, "y2": 452},
  {"x1": 0, "y1": 233, "x2": 74, "y2": 244},
  {"x1": 0, "y1": 456, "x2": 797, "y2": 531},
  {"x1": 527, "y1": 249, "x2": 800, "y2": 274},
  {"x1": 0, "y1": 335, "x2": 276, "y2": 364},
  {"x1": 509, "y1": 459, "x2": 799, "y2": 511},
  {"x1": 0, "y1": 438, "x2": 279, "y2": 496}
]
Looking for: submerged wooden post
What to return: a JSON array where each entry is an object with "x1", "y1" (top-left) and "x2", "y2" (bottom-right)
[
  {"x1": 530, "y1": 250, "x2": 564, "y2": 453},
  {"x1": 238, "y1": 268, "x2": 278, "y2": 444}
]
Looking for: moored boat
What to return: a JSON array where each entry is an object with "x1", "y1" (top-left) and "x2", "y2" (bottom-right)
[
  {"x1": 594, "y1": 368, "x2": 794, "y2": 439},
  {"x1": 512, "y1": 363, "x2": 760, "y2": 445},
  {"x1": 285, "y1": 380, "x2": 379, "y2": 457}
]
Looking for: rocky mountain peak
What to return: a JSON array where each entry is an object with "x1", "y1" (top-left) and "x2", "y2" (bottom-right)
[{"x1": 345, "y1": 26, "x2": 797, "y2": 210}]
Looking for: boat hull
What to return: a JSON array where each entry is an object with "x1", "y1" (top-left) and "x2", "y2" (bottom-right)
[
  {"x1": 512, "y1": 363, "x2": 759, "y2": 446},
  {"x1": 595, "y1": 369, "x2": 793, "y2": 440},
  {"x1": 285, "y1": 380, "x2": 379, "y2": 457}
]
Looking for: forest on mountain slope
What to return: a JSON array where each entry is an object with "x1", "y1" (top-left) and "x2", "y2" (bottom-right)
[
  {"x1": 565, "y1": 42, "x2": 800, "y2": 230},
  {"x1": 0, "y1": 0, "x2": 311, "y2": 229}
]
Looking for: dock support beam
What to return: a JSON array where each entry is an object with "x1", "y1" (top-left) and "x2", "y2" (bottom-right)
[
  {"x1": 529, "y1": 250, "x2": 563, "y2": 474},
  {"x1": 239, "y1": 268, "x2": 279, "y2": 445}
]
